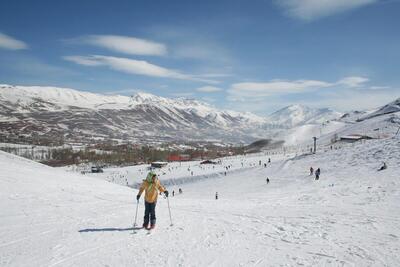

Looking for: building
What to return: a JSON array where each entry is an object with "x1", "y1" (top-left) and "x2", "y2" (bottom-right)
[
  {"x1": 151, "y1": 161, "x2": 168, "y2": 168},
  {"x1": 339, "y1": 135, "x2": 373, "y2": 143},
  {"x1": 167, "y1": 154, "x2": 191, "y2": 162}
]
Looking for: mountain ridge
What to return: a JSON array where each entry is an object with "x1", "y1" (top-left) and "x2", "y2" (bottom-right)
[{"x1": 0, "y1": 84, "x2": 354, "y2": 145}]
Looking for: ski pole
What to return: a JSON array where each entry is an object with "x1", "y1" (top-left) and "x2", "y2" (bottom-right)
[
  {"x1": 133, "y1": 200, "x2": 139, "y2": 228},
  {"x1": 166, "y1": 196, "x2": 173, "y2": 226}
]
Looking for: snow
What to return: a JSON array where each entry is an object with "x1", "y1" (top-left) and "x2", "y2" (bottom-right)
[
  {"x1": 282, "y1": 120, "x2": 346, "y2": 146},
  {"x1": 0, "y1": 84, "x2": 267, "y2": 131},
  {"x1": 361, "y1": 98, "x2": 400, "y2": 120},
  {"x1": 1, "y1": 136, "x2": 400, "y2": 266},
  {"x1": 266, "y1": 104, "x2": 342, "y2": 128},
  {"x1": 0, "y1": 84, "x2": 132, "y2": 110}
]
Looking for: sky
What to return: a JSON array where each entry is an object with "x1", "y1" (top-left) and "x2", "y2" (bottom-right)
[{"x1": 0, "y1": 0, "x2": 399, "y2": 115}]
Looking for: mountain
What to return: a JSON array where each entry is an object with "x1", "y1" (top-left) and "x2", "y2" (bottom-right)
[
  {"x1": 358, "y1": 98, "x2": 400, "y2": 121},
  {"x1": 266, "y1": 104, "x2": 342, "y2": 128},
  {"x1": 2, "y1": 84, "x2": 399, "y2": 146},
  {"x1": 0, "y1": 84, "x2": 268, "y2": 144}
]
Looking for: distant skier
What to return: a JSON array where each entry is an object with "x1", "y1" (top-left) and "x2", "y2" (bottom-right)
[
  {"x1": 378, "y1": 162, "x2": 387, "y2": 171},
  {"x1": 179, "y1": 188, "x2": 182, "y2": 194},
  {"x1": 315, "y1": 168, "x2": 321, "y2": 180},
  {"x1": 264, "y1": 163, "x2": 267, "y2": 168},
  {"x1": 259, "y1": 160, "x2": 261, "y2": 166},
  {"x1": 215, "y1": 192, "x2": 218, "y2": 200},
  {"x1": 266, "y1": 178, "x2": 270, "y2": 184},
  {"x1": 310, "y1": 167, "x2": 314, "y2": 176},
  {"x1": 172, "y1": 190, "x2": 175, "y2": 197},
  {"x1": 268, "y1": 158, "x2": 271, "y2": 163},
  {"x1": 136, "y1": 172, "x2": 168, "y2": 230}
]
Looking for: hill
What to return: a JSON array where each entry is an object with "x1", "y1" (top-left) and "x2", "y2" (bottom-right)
[{"x1": 1, "y1": 136, "x2": 399, "y2": 266}]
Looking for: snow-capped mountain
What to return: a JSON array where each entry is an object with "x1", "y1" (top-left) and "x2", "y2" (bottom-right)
[
  {"x1": 0, "y1": 84, "x2": 268, "y2": 144},
  {"x1": 1, "y1": 84, "x2": 399, "y2": 146},
  {"x1": 266, "y1": 104, "x2": 342, "y2": 128},
  {"x1": 359, "y1": 98, "x2": 400, "y2": 121}
]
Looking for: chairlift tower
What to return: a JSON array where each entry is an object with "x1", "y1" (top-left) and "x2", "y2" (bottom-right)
[{"x1": 313, "y1": 137, "x2": 317, "y2": 154}]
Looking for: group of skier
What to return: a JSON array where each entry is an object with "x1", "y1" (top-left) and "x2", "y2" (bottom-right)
[
  {"x1": 137, "y1": 157, "x2": 333, "y2": 229},
  {"x1": 309, "y1": 166, "x2": 321, "y2": 180}
]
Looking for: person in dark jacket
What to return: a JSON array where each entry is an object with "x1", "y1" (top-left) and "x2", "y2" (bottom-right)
[
  {"x1": 378, "y1": 162, "x2": 387, "y2": 171},
  {"x1": 315, "y1": 168, "x2": 321, "y2": 180}
]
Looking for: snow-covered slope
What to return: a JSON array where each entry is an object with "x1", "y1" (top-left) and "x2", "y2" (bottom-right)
[
  {"x1": 0, "y1": 84, "x2": 132, "y2": 110},
  {"x1": 281, "y1": 120, "x2": 347, "y2": 146},
  {"x1": 1, "y1": 136, "x2": 400, "y2": 266},
  {"x1": 318, "y1": 112, "x2": 400, "y2": 145},
  {"x1": 360, "y1": 98, "x2": 400, "y2": 121},
  {"x1": 266, "y1": 104, "x2": 342, "y2": 128}
]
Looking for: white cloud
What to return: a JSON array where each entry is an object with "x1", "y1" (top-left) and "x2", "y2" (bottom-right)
[
  {"x1": 74, "y1": 35, "x2": 167, "y2": 56},
  {"x1": 308, "y1": 90, "x2": 397, "y2": 111},
  {"x1": 337, "y1": 76, "x2": 369, "y2": 88},
  {"x1": 369, "y1": 86, "x2": 390, "y2": 90},
  {"x1": 0, "y1": 33, "x2": 28, "y2": 50},
  {"x1": 63, "y1": 56, "x2": 103, "y2": 66},
  {"x1": 198, "y1": 73, "x2": 233, "y2": 78},
  {"x1": 228, "y1": 76, "x2": 375, "y2": 99},
  {"x1": 276, "y1": 0, "x2": 378, "y2": 21},
  {"x1": 64, "y1": 55, "x2": 217, "y2": 83},
  {"x1": 226, "y1": 76, "x2": 397, "y2": 114},
  {"x1": 229, "y1": 79, "x2": 332, "y2": 98},
  {"x1": 196, "y1": 86, "x2": 223, "y2": 93}
]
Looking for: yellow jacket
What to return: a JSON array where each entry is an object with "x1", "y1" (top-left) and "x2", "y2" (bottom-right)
[{"x1": 138, "y1": 178, "x2": 166, "y2": 203}]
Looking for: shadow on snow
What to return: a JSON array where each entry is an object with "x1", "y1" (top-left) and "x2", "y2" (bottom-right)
[{"x1": 78, "y1": 227, "x2": 141, "y2": 233}]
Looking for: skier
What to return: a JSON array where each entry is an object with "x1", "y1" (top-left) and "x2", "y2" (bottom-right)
[
  {"x1": 179, "y1": 188, "x2": 182, "y2": 194},
  {"x1": 266, "y1": 177, "x2": 270, "y2": 184},
  {"x1": 315, "y1": 168, "x2": 321, "y2": 180},
  {"x1": 136, "y1": 172, "x2": 168, "y2": 230},
  {"x1": 268, "y1": 158, "x2": 271, "y2": 163},
  {"x1": 264, "y1": 163, "x2": 267, "y2": 168},
  {"x1": 215, "y1": 192, "x2": 218, "y2": 200},
  {"x1": 378, "y1": 162, "x2": 387, "y2": 171},
  {"x1": 172, "y1": 190, "x2": 175, "y2": 197},
  {"x1": 310, "y1": 167, "x2": 314, "y2": 176}
]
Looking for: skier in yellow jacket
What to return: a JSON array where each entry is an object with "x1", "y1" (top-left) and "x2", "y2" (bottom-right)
[{"x1": 136, "y1": 171, "x2": 168, "y2": 229}]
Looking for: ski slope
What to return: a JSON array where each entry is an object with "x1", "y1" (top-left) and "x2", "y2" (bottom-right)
[
  {"x1": 1, "y1": 137, "x2": 400, "y2": 266},
  {"x1": 75, "y1": 153, "x2": 289, "y2": 188}
]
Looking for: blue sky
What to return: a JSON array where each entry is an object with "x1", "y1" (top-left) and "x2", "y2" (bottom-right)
[{"x1": 0, "y1": 0, "x2": 399, "y2": 115}]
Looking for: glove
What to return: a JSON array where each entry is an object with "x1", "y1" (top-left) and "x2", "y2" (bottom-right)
[
  {"x1": 136, "y1": 195, "x2": 140, "y2": 201},
  {"x1": 164, "y1": 190, "x2": 169, "y2": 197}
]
